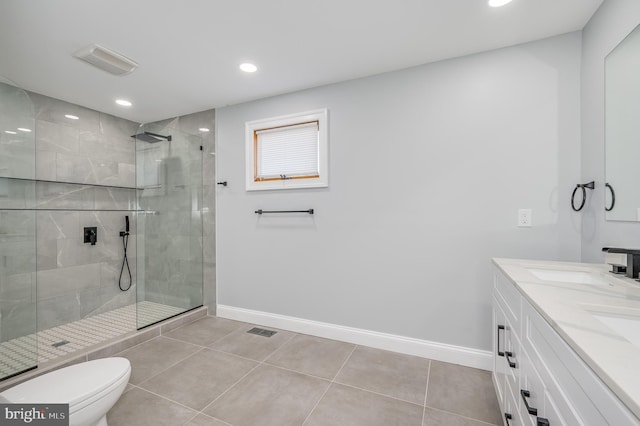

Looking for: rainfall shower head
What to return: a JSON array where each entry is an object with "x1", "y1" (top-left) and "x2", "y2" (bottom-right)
[{"x1": 130, "y1": 131, "x2": 172, "y2": 143}]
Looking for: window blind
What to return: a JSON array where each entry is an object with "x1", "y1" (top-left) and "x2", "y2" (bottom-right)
[{"x1": 255, "y1": 121, "x2": 319, "y2": 180}]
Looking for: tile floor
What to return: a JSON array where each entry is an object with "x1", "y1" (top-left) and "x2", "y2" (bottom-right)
[{"x1": 107, "y1": 316, "x2": 502, "y2": 426}]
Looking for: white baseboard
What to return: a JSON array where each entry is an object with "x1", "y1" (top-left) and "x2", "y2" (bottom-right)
[{"x1": 217, "y1": 304, "x2": 492, "y2": 371}]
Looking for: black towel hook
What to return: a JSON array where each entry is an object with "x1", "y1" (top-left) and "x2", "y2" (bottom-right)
[{"x1": 571, "y1": 181, "x2": 595, "y2": 212}]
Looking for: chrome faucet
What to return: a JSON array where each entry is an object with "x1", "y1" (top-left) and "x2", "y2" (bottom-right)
[{"x1": 602, "y1": 247, "x2": 640, "y2": 279}]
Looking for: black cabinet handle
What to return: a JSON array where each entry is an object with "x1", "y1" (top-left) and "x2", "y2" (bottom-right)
[
  {"x1": 497, "y1": 325, "x2": 505, "y2": 357},
  {"x1": 605, "y1": 183, "x2": 615, "y2": 212},
  {"x1": 505, "y1": 351, "x2": 516, "y2": 368},
  {"x1": 505, "y1": 413, "x2": 513, "y2": 426},
  {"x1": 217, "y1": 181, "x2": 228, "y2": 186},
  {"x1": 520, "y1": 389, "x2": 538, "y2": 415},
  {"x1": 537, "y1": 417, "x2": 550, "y2": 426}
]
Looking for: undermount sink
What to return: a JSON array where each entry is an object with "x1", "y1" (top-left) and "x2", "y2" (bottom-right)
[
  {"x1": 592, "y1": 313, "x2": 640, "y2": 348},
  {"x1": 527, "y1": 268, "x2": 608, "y2": 286}
]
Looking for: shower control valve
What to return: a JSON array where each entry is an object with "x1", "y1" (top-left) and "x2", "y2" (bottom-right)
[{"x1": 83, "y1": 227, "x2": 97, "y2": 246}]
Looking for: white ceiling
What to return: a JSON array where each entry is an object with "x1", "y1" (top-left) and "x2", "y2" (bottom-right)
[{"x1": 0, "y1": 0, "x2": 602, "y2": 123}]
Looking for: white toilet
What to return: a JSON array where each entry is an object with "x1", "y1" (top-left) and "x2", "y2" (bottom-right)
[{"x1": 0, "y1": 357, "x2": 131, "y2": 426}]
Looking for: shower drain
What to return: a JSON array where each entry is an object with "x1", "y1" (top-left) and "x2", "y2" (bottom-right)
[
  {"x1": 51, "y1": 340, "x2": 70, "y2": 348},
  {"x1": 246, "y1": 327, "x2": 277, "y2": 337}
]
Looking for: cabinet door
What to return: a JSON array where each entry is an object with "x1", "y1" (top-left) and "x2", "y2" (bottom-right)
[
  {"x1": 504, "y1": 321, "x2": 520, "y2": 399},
  {"x1": 493, "y1": 297, "x2": 508, "y2": 407},
  {"x1": 495, "y1": 269, "x2": 522, "y2": 336},
  {"x1": 505, "y1": 380, "x2": 527, "y2": 426},
  {"x1": 542, "y1": 389, "x2": 572, "y2": 426},
  {"x1": 519, "y1": 350, "x2": 546, "y2": 426}
]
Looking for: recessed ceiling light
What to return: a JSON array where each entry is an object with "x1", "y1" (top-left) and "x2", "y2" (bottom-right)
[
  {"x1": 4, "y1": 130, "x2": 17, "y2": 134},
  {"x1": 198, "y1": 128, "x2": 210, "y2": 132},
  {"x1": 239, "y1": 63, "x2": 257, "y2": 73},
  {"x1": 488, "y1": 0, "x2": 513, "y2": 7},
  {"x1": 65, "y1": 114, "x2": 79, "y2": 120},
  {"x1": 17, "y1": 128, "x2": 32, "y2": 132},
  {"x1": 116, "y1": 99, "x2": 132, "y2": 107}
]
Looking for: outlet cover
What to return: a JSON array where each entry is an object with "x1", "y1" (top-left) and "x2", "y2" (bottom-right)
[{"x1": 518, "y1": 209, "x2": 532, "y2": 227}]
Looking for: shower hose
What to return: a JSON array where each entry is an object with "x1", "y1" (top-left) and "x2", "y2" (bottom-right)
[{"x1": 119, "y1": 229, "x2": 132, "y2": 291}]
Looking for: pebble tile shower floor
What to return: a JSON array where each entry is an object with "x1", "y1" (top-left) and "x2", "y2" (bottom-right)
[
  {"x1": 107, "y1": 316, "x2": 502, "y2": 426},
  {"x1": 0, "y1": 301, "x2": 183, "y2": 377}
]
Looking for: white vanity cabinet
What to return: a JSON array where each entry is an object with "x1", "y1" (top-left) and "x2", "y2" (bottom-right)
[{"x1": 492, "y1": 266, "x2": 640, "y2": 426}]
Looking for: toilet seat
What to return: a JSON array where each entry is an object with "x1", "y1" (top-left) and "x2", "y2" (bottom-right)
[{"x1": 0, "y1": 357, "x2": 131, "y2": 411}]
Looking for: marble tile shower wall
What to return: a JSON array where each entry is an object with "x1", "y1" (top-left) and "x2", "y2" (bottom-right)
[
  {"x1": 0, "y1": 82, "x2": 35, "y2": 179},
  {"x1": 200, "y1": 111, "x2": 216, "y2": 311},
  {"x1": 177, "y1": 109, "x2": 215, "y2": 312},
  {"x1": 0, "y1": 210, "x2": 36, "y2": 340},
  {"x1": 137, "y1": 109, "x2": 215, "y2": 312},
  {"x1": 28, "y1": 92, "x2": 139, "y2": 331},
  {"x1": 30, "y1": 92, "x2": 136, "y2": 187}
]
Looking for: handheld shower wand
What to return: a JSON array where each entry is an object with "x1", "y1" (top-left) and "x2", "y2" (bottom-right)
[{"x1": 119, "y1": 215, "x2": 132, "y2": 291}]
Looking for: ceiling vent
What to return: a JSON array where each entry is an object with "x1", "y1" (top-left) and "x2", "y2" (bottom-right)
[{"x1": 73, "y1": 44, "x2": 138, "y2": 76}]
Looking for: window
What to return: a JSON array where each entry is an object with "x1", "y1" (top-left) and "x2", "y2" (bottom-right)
[{"x1": 245, "y1": 109, "x2": 328, "y2": 191}]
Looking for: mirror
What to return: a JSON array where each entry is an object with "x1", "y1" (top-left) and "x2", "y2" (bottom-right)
[{"x1": 605, "y1": 23, "x2": 640, "y2": 221}]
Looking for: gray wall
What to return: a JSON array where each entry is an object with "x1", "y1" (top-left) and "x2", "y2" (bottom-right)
[
  {"x1": 216, "y1": 32, "x2": 582, "y2": 351},
  {"x1": 581, "y1": 0, "x2": 640, "y2": 261}
]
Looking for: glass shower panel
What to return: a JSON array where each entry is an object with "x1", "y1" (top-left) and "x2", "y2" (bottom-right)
[
  {"x1": 0, "y1": 78, "x2": 37, "y2": 379},
  {"x1": 135, "y1": 123, "x2": 203, "y2": 329},
  {"x1": 0, "y1": 80, "x2": 35, "y2": 180}
]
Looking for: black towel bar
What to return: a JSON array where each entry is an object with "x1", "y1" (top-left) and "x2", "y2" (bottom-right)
[{"x1": 255, "y1": 209, "x2": 314, "y2": 215}]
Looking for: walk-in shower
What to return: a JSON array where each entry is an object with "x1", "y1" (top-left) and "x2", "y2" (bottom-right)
[{"x1": 0, "y1": 78, "x2": 206, "y2": 381}]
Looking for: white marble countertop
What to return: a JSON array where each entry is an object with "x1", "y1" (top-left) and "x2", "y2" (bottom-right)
[{"x1": 492, "y1": 257, "x2": 640, "y2": 420}]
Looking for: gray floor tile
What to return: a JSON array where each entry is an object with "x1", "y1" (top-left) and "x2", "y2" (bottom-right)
[
  {"x1": 184, "y1": 413, "x2": 231, "y2": 426},
  {"x1": 335, "y1": 346, "x2": 430, "y2": 405},
  {"x1": 139, "y1": 348, "x2": 258, "y2": 410},
  {"x1": 304, "y1": 383, "x2": 424, "y2": 426},
  {"x1": 204, "y1": 364, "x2": 330, "y2": 426},
  {"x1": 265, "y1": 334, "x2": 355, "y2": 379},
  {"x1": 209, "y1": 324, "x2": 296, "y2": 361},
  {"x1": 119, "y1": 336, "x2": 201, "y2": 385},
  {"x1": 425, "y1": 361, "x2": 501, "y2": 425},
  {"x1": 423, "y1": 407, "x2": 494, "y2": 426},
  {"x1": 107, "y1": 387, "x2": 196, "y2": 426},
  {"x1": 165, "y1": 316, "x2": 247, "y2": 346}
]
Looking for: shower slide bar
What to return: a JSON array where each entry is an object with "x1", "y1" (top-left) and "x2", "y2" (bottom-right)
[{"x1": 255, "y1": 209, "x2": 314, "y2": 215}]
